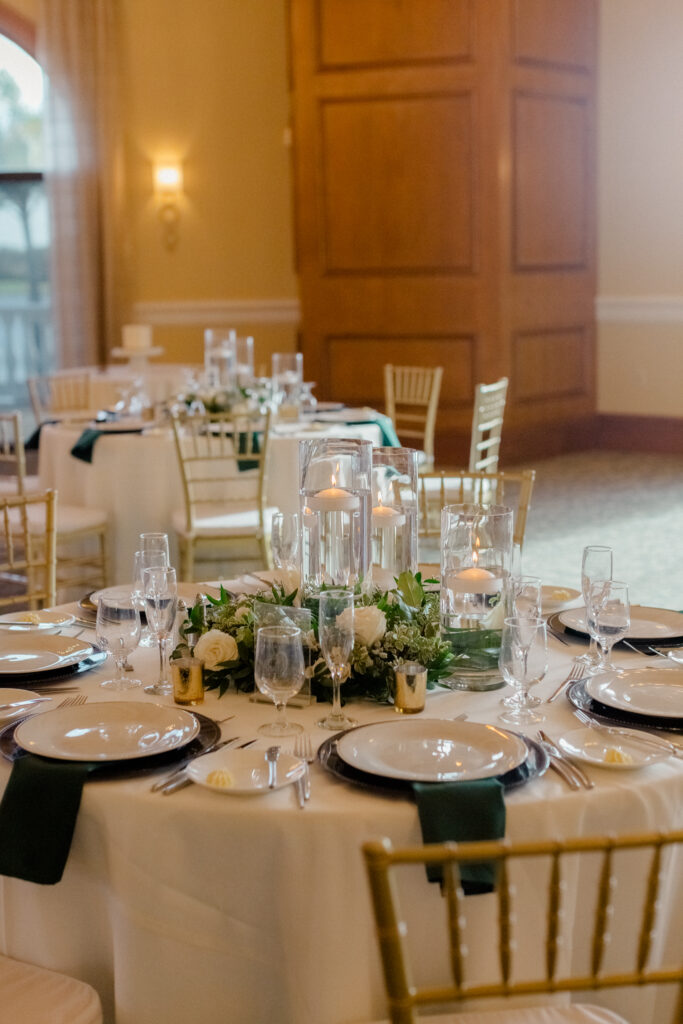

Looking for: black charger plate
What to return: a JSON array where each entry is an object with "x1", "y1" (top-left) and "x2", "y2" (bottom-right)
[
  {"x1": 567, "y1": 679, "x2": 683, "y2": 735},
  {"x1": 548, "y1": 611, "x2": 683, "y2": 651},
  {"x1": 318, "y1": 726, "x2": 549, "y2": 796},
  {"x1": 0, "y1": 711, "x2": 221, "y2": 780}
]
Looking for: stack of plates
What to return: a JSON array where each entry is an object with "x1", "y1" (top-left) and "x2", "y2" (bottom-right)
[
  {"x1": 568, "y1": 666, "x2": 683, "y2": 734},
  {"x1": 550, "y1": 605, "x2": 683, "y2": 650},
  {"x1": 318, "y1": 718, "x2": 548, "y2": 794}
]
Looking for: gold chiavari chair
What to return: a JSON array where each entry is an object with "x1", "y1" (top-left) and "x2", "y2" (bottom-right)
[
  {"x1": 170, "y1": 408, "x2": 275, "y2": 580},
  {"x1": 0, "y1": 490, "x2": 56, "y2": 610},
  {"x1": 0, "y1": 410, "x2": 40, "y2": 496},
  {"x1": 384, "y1": 365, "x2": 443, "y2": 471},
  {"x1": 363, "y1": 831, "x2": 683, "y2": 1024},
  {"x1": 28, "y1": 372, "x2": 93, "y2": 425}
]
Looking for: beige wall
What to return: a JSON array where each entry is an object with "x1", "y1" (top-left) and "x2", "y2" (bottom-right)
[{"x1": 597, "y1": 0, "x2": 683, "y2": 417}]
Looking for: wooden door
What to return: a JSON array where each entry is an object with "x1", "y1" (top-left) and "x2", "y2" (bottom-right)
[{"x1": 288, "y1": 0, "x2": 597, "y2": 464}]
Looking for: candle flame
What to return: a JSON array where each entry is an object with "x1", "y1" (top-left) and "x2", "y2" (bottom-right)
[
  {"x1": 330, "y1": 473, "x2": 337, "y2": 488},
  {"x1": 473, "y1": 536, "x2": 480, "y2": 567},
  {"x1": 376, "y1": 492, "x2": 383, "y2": 508}
]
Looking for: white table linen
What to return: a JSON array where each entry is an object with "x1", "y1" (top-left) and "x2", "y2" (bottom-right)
[
  {"x1": 0, "y1": 620, "x2": 680, "y2": 1024},
  {"x1": 36, "y1": 420, "x2": 382, "y2": 582}
]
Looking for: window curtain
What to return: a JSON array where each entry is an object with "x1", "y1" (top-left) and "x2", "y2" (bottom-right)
[{"x1": 36, "y1": 0, "x2": 124, "y2": 368}]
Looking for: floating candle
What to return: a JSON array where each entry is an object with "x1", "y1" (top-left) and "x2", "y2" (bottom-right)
[
  {"x1": 371, "y1": 501, "x2": 406, "y2": 529},
  {"x1": 449, "y1": 566, "x2": 500, "y2": 594},
  {"x1": 308, "y1": 485, "x2": 359, "y2": 512}
]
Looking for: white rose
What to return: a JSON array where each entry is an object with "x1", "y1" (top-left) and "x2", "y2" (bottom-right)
[
  {"x1": 234, "y1": 605, "x2": 251, "y2": 621},
  {"x1": 193, "y1": 629, "x2": 238, "y2": 669},
  {"x1": 338, "y1": 605, "x2": 386, "y2": 648}
]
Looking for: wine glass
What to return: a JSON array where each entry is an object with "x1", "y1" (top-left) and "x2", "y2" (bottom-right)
[
  {"x1": 96, "y1": 596, "x2": 142, "y2": 690},
  {"x1": 586, "y1": 580, "x2": 630, "y2": 674},
  {"x1": 501, "y1": 576, "x2": 542, "y2": 707},
  {"x1": 499, "y1": 616, "x2": 548, "y2": 725},
  {"x1": 254, "y1": 625, "x2": 304, "y2": 736},
  {"x1": 317, "y1": 588, "x2": 357, "y2": 731},
  {"x1": 133, "y1": 548, "x2": 169, "y2": 647},
  {"x1": 139, "y1": 532, "x2": 170, "y2": 563},
  {"x1": 578, "y1": 545, "x2": 613, "y2": 670},
  {"x1": 143, "y1": 566, "x2": 178, "y2": 696},
  {"x1": 271, "y1": 512, "x2": 300, "y2": 572}
]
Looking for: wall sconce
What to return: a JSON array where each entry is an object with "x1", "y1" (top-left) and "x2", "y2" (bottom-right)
[{"x1": 153, "y1": 162, "x2": 183, "y2": 250}]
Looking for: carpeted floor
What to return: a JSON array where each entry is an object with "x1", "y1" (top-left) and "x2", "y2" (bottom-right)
[{"x1": 509, "y1": 450, "x2": 683, "y2": 611}]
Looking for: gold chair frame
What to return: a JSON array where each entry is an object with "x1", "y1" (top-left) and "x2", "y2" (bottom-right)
[
  {"x1": 384, "y1": 365, "x2": 443, "y2": 470},
  {"x1": 171, "y1": 409, "x2": 273, "y2": 580},
  {"x1": 28, "y1": 372, "x2": 92, "y2": 424},
  {"x1": 469, "y1": 377, "x2": 508, "y2": 473},
  {"x1": 0, "y1": 411, "x2": 29, "y2": 494},
  {"x1": 364, "y1": 830, "x2": 683, "y2": 1024},
  {"x1": 418, "y1": 468, "x2": 536, "y2": 552},
  {"x1": 0, "y1": 490, "x2": 57, "y2": 610}
]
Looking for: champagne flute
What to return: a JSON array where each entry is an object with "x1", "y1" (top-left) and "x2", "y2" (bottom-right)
[
  {"x1": 143, "y1": 566, "x2": 178, "y2": 696},
  {"x1": 254, "y1": 625, "x2": 304, "y2": 736},
  {"x1": 133, "y1": 548, "x2": 169, "y2": 647},
  {"x1": 578, "y1": 545, "x2": 613, "y2": 670},
  {"x1": 499, "y1": 616, "x2": 548, "y2": 725},
  {"x1": 139, "y1": 532, "x2": 170, "y2": 564},
  {"x1": 587, "y1": 580, "x2": 630, "y2": 674},
  {"x1": 96, "y1": 596, "x2": 142, "y2": 690},
  {"x1": 317, "y1": 588, "x2": 357, "y2": 731},
  {"x1": 501, "y1": 575, "x2": 542, "y2": 707},
  {"x1": 271, "y1": 512, "x2": 300, "y2": 572}
]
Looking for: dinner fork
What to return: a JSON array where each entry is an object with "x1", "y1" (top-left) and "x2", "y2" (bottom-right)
[
  {"x1": 294, "y1": 732, "x2": 314, "y2": 800},
  {"x1": 56, "y1": 694, "x2": 87, "y2": 709},
  {"x1": 545, "y1": 661, "x2": 585, "y2": 703}
]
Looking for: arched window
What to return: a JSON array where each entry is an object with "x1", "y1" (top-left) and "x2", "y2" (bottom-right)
[{"x1": 0, "y1": 22, "x2": 53, "y2": 416}]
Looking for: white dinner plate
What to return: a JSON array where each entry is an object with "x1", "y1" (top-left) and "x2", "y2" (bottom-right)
[
  {"x1": 586, "y1": 667, "x2": 683, "y2": 719},
  {"x1": 557, "y1": 727, "x2": 671, "y2": 770},
  {"x1": 336, "y1": 719, "x2": 528, "y2": 782},
  {"x1": 0, "y1": 610, "x2": 75, "y2": 633},
  {"x1": 187, "y1": 747, "x2": 305, "y2": 794},
  {"x1": 14, "y1": 701, "x2": 200, "y2": 761},
  {"x1": 0, "y1": 688, "x2": 42, "y2": 723},
  {"x1": 558, "y1": 605, "x2": 683, "y2": 641},
  {"x1": 541, "y1": 586, "x2": 581, "y2": 615},
  {"x1": 0, "y1": 634, "x2": 93, "y2": 675}
]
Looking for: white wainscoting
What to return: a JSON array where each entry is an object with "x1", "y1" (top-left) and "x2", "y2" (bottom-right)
[{"x1": 132, "y1": 298, "x2": 301, "y2": 326}]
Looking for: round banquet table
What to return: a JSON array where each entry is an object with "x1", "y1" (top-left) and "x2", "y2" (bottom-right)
[
  {"x1": 0, "y1": 609, "x2": 680, "y2": 1024},
  {"x1": 36, "y1": 419, "x2": 382, "y2": 584}
]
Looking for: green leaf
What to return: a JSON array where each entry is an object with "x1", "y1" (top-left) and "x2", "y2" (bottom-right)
[{"x1": 395, "y1": 570, "x2": 424, "y2": 609}]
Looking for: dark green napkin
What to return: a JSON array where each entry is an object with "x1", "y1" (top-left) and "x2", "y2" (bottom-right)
[
  {"x1": 0, "y1": 755, "x2": 97, "y2": 884},
  {"x1": 25, "y1": 420, "x2": 58, "y2": 451},
  {"x1": 412, "y1": 778, "x2": 506, "y2": 894},
  {"x1": 70, "y1": 427, "x2": 143, "y2": 463},
  {"x1": 236, "y1": 430, "x2": 261, "y2": 471},
  {"x1": 338, "y1": 412, "x2": 401, "y2": 448}
]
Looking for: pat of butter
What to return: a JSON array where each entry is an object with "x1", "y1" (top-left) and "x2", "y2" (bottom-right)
[
  {"x1": 604, "y1": 747, "x2": 634, "y2": 765},
  {"x1": 550, "y1": 589, "x2": 572, "y2": 601},
  {"x1": 206, "y1": 769, "x2": 234, "y2": 788},
  {"x1": 16, "y1": 612, "x2": 41, "y2": 624}
]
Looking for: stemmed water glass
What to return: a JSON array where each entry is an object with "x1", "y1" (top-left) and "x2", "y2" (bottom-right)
[
  {"x1": 96, "y1": 596, "x2": 142, "y2": 690},
  {"x1": 586, "y1": 580, "x2": 630, "y2": 674},
  {"x1": 254, "y1": 625, "x2": 304, "y2": 736},
  {"x1": 578, "y1": 545, "x2": 613, "y2": 671},
  {"x1": 317, "y1": 588, "x2": 357, "y2": 731},
  {"x1": 271, "y1": 512, "x2": 300, "y2": 572},
  {"x1": 499, "y1": 616, "x2": 549, "y2": 725},
  {"x1": 133, "y1": 548, "x2": 169, "y2": 647},
  {"x1": 143, "y1": 566, "x2": 178, "y2": 696}
]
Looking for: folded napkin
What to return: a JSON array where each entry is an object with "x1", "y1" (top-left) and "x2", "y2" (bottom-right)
[
  {"x1": 341, "y1": 412, "x2": 401, "y2": 448},
  {"x1": 412, "y1": 778, "x2": 506, "y2": 894},
  {"x1": 236, "y1": 430, "x2": 261, "y2": 472},
  {"x1": 70, "y1": 427, "x2": 143, "y2": 463},
  {"x1": 0, "y1": 754, "x2": 97, "y2": 884}
]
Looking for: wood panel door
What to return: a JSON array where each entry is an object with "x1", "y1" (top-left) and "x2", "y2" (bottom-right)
[{"x1": 288, "y1": 0, "x2": 597, "y2": 464}]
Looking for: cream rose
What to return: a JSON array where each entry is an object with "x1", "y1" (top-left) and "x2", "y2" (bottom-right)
[
  {"x1": 338, "y1": 605, "x2": 386, "y2": 648},
  {"x1": 193, "y1": 629, "x2": 238, "y2": 669}
]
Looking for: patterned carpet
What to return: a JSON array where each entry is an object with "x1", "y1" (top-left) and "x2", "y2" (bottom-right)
[{"x1": 510, "y1": 450, "x2": 683, "y2": 611}]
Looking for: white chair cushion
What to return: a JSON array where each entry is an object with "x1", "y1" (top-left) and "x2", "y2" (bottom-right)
[
  {"x1": 0, "y1": 952, "x2": 102, "y2": 1023},
  {"x1": 172, "y1": 505, "x2": 278, "y2": 538},
  {"x1": 0, "y1": 475, "x2": 41, "y2": 497},
  {"x1": 366, "y1": 1005, "x2": 627, "y2": 1024},
  {"x1": 23, "y1": 504, "x2": 108, "y2": 534}
]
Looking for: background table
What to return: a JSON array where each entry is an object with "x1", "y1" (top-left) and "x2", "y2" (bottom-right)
[
  {"x1": 37, "y1": 419, "x2": 382, "y2": 583},
  {"x1": 0, "y1": 623, "x2": 680, "y2": 1024}
]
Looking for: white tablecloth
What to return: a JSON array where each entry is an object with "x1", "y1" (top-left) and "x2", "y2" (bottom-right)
[
  {"x1": 36, "y1": 420, "x2": 382, "y2": 583},
  {"x1": 0, "y1": 621, "x2": 680, "y2": 1024}
]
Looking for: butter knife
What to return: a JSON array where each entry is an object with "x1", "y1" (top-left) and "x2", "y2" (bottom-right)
[
  {"x1": 538, "y1": 730, "x2": 594, "y2": 790},
  {"x1": 160, "y1": 739, "x2": 258, "y2": 795},
  {"x1": 150, "y1": 736, "x2": 239, "y2": 792}
]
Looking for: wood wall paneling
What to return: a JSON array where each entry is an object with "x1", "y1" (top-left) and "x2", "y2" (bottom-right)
[
  {"x1": 318, "y1": 0, "x2": 474, "y2": 69},
  {"x1": 512, "y1": 327, "x2": 587, "y2": 403},
  {"x1": 512, "y1": 0, "x2": 597, "y2": 73},
  {"x1": 512, "y1": 91, "x2": 589, "y2": 270},
  {"x1": 320, "y1": 93, "x2": 475, "y2": 273}
]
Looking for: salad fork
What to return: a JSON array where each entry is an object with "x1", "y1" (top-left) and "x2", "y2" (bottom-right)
[{"x1": 545, "y1": 661, "x2": 585, "y2": 703}]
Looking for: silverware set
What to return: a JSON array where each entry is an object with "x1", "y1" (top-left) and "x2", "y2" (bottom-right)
[{"x1": 535, "y1": 729, "x2": 594, "y2": 790}]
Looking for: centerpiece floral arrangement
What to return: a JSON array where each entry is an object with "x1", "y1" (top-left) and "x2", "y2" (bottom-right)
[{"x1": 175, "y1": 571, "x2": 455, "y2": 704}]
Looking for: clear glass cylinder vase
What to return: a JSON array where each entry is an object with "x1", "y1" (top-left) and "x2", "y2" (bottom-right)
[
  {"x1": 440, "y1": 503, "x2": 513, "y2": 691},
  {"x1": 204, "y1": 329, "x2": 237, "y2": 390},
  {"x1": 371, "y1": 447, "x2": 418, "y2": 590},
  {"x1": 299, "y1": 437, "x2": 372, "y2": 596}
]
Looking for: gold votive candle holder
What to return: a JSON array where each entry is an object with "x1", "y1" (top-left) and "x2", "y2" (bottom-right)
[
  {"x1": 172, "y1": 656, "x2": 205, "y2": 706},
  {"x1": 393, "y1": 661, "x2": 427, "y2": 714}
]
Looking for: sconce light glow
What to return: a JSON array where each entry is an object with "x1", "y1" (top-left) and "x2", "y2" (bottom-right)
[{"x1": 153, "y1": 162, "x2": 183, "y2": 250}]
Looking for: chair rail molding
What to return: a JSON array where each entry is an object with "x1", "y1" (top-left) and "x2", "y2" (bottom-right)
[
  {"x1": 596, "y1": 295, "x2": 683, "y2": 324},
  {"x1": 132, "y1": 298, "x2": 301, "y2": 326}
]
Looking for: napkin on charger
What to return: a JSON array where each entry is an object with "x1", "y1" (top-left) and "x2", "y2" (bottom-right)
[{"x1": 412, "y1": 778, "x2": 506, "y2": 895}]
